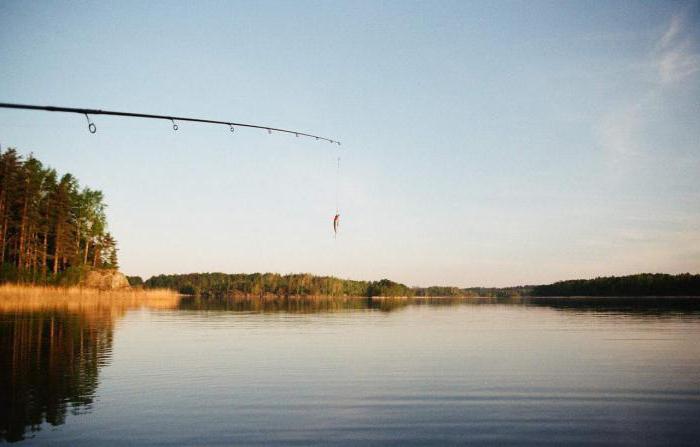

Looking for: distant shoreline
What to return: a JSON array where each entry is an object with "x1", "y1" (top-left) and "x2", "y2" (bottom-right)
[
  {"x1": 181, "y1": 294, "x2": 700, "y2": 300},
  {"x1": 2, "y1": 272, "x2": 697, "y2": 300},
  {"x1": 135, "y1": 272, "x2": 699, "y2": 299}
]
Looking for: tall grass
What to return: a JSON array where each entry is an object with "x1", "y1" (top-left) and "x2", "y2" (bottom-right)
[{"x1": 0, "y1": 284, "x2": 180, "y2": 312}]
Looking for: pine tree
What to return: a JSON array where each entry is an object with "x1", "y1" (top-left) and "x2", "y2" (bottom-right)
[
  {"x1": 0, "y1": 148, "x2": 118, "y2": 284},
  {"x1": 0, "y1": 149, "x2": 21, "y2": 269}
]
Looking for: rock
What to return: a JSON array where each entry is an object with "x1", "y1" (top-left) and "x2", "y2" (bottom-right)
[{"x1": 82, "y1": 269, "x2": 131, "y2": 290}]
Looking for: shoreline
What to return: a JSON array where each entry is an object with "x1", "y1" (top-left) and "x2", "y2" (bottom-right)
[{"x1": 1, "y1": 284, "x2": 697, "y2": 302}]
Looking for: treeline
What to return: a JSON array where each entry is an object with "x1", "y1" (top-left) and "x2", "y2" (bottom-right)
[
  {"x1": 531, "y1": 273, "x2": 700, "y2": 296},
  {"x1": 463, "y1": 286, "x2": 532, "y2": 298},
  {"x1": 413, "y1": 274, "x2": 700, "y2": 298},
  {"x1": 414, "y1": 285, "x2": 532, "y2": 298},
  {"x1": 134, "y1": 272, "x2": 700, "y2": 298},
  {"x1": 0, "y1": 148, "x2": 117, "y2": 284},
  {"x1": 143, "y1": 273, "x2": 415, "y2": 297},
  {"x1": 139, "y1": 272, "x2": 536, "y2": 298}
]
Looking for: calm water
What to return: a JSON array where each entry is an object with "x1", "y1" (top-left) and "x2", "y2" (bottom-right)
[{"x1": 2, "y1": 297, "x2": 700, "y2": 445}]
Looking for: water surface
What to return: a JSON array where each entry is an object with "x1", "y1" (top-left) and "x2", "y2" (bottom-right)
[{"x1": 2, "y1": 297, "x2": 700, "y2": 445}]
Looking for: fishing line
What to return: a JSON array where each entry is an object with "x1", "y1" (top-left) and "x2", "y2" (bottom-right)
[
  {"x1": 0, "y1": 102, "x2": 341, "y2": 145},
  {"x1": 332, "y1": 147, "x2": 342, "y2": 240},
  {"x1": 335, "y1": 155, "x2": 340, "y2": 214}
]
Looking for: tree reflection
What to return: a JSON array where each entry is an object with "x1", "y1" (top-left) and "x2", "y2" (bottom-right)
[
  {"x1": 524, "y1": 296, "x2": 700, "y2": 317},
  {"x1": 178, "y1": 295, "x2": 419, "y2": 313},
  {"x1": 176, "y1": 296, "x2": 518, "y2": 313},
  {"x1": 0, "y1": 292, "x2": 180, "y2": 443},
  {"x1": 0, "y1": 310, "x2": 112, "y2": 442}
]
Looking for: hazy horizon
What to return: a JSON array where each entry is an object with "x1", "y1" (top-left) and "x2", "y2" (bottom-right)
[{"x1": 1, "y1": 1, "x2": 699, "y2": 287}]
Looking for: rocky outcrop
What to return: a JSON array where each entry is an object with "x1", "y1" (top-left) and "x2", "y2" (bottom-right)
[{"x1": 82, "y1": 269, "x2": 130, "y2": 290}]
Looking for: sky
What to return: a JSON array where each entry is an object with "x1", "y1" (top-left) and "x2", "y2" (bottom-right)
[{"x1": 0, "y1": 1, "x2": 698, "y2": 287}]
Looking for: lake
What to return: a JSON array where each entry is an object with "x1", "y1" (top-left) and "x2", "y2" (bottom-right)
[{"x1": 2, "y1": 297, "x2": 700, "y2": 445}]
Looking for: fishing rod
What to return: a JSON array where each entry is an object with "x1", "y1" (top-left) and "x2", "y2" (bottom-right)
[{"x1": 0, "y1": 102, "x2": 341, "y2": 145}]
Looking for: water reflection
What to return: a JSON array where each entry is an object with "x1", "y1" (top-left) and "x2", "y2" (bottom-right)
[
  {"x1": 0, "y1": 310, "x2": 112, "y2": 442},
  {"x1": 177, "y1": 295, "x2": 503, "y2": 313},
  {"x1": 178, "y1": 295, "x2": 378, "y2": 313},
  {"x1": 525, "y1": 297, "x2": 700, "y2": 317},
  {"x1": 178, "y1": 295, "x2": 700, "y2": 317},
  {"x1": 2, "y1": 294, "x2": 699, "y2": 443},
  {"x1": 0, "y1": 294, "x2": 180, "y2": 443}
]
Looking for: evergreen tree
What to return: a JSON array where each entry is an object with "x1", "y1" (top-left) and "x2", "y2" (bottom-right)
[{"x1": 0, "y1": 148, "x2": 118, "y2": 284}]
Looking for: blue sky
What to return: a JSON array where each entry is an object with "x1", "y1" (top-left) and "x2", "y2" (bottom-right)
[{"x1": 0, "y1": 1, "x2": 698, "y2": 286}]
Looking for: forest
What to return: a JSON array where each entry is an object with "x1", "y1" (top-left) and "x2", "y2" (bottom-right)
[
  {"x1": 140, "y1": 272, "x2": 415, "y2": 298},
  {"x1": 0, "y1": 148, "x2": 117, "y2": 284},
  {"x1": 531, "y1": 273, "x2": 700, "y2": 296},
  {"x1": 137, "y1": 273, "x2": 531, "y2": 298},
  {"x1": 413, "y1": 285, "x2": 532, "y2": 298},
  {"x1": 135, "y1": 273, "x2": 700, "y2": 298}
]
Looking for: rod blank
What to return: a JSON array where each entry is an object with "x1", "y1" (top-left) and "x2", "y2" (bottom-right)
[{"x1": 0, "y1": 102, "x2": 341, "y2": 145}]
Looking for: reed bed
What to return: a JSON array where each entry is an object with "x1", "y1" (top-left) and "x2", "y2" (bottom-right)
[{"x1": 0, "y1": 284, "x2": 181, "y2": 312}]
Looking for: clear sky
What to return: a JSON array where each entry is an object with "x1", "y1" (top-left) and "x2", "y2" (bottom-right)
[{"x1": 0, "y1": 1, "x2": 698, "y2": 287}]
